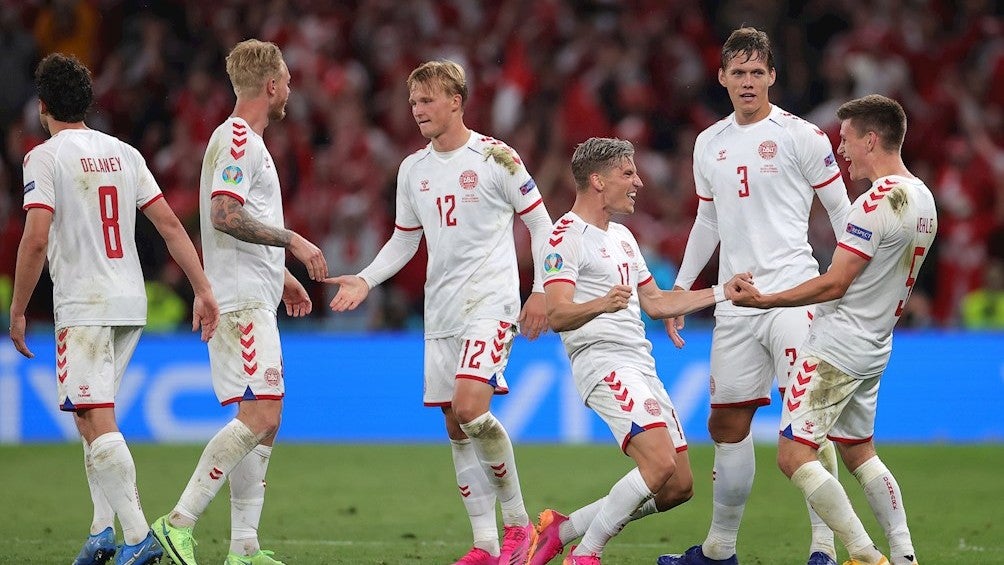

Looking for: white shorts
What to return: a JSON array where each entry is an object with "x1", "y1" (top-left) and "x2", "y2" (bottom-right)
[
  {"x1": 423, "y1": 319, "x2": 516, "y2": 406},
  {"x1": 586, "y1": 367, "x2": 688, "y2": 453},
  {"x1": 55, "y1": 325, "x2": 142, "y2": 411},
  {"x1": 208, "y1": 308, "x2": 284, "y2": 406},
  {"x1": 710, "y1": 307, "x2": 813, "y2": 407},
  {"x1": 780, "y1": 355, "x2": 878, "y2": 448}
]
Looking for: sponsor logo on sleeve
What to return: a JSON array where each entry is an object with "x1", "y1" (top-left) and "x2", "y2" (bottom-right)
[
  {"x1": 222, "y1": 165, "x2": 244, "y2": 185},
  {"x1": 824, "y1": 152, "x2": 836, "y2": 167},
  {"x1": 543, "y1": 253, "x2": 564, "y2": 273},
  {"x1": 519, "y1": 178, "x2": 537, "y2": 195},
  {"x1": 23, "y1": 181, "x2": 35, "y2": 194},
  {"x1": 846, "y1": 223, "x2": 872, "y2": 241}
]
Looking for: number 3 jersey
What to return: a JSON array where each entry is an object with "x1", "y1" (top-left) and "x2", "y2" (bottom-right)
[
  {"x1": 806, "y1": 175, "x2": 937, "y2": 378},
  {"x1": 200, "y1": 117, "x2": 285, "y2": 314},
  {"x1": 693, "y1": 105, "x2": 843, "y2": 315},
  {"x1": 541, "y1": 212, "x2": 657, "y2": 398},
  {"x1": 22, "y1": 129, "x2": 163, "y2": 328},
  {"x1": 395, "y1": 131, "x2": 544, "y2": 338}
]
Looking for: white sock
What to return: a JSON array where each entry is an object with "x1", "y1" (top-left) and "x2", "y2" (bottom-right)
[
  {"x1": 88, "y1": 432, "x2": 148, "y2": 545},
  {"x1": 82, "y1": 437, "x2": 115, "y2": 535},
  {"x1": 703, "y1": 433, "x2": 754, "y2": 560},
  {"x1": 576, "y1": 468, "x2": 653, "y2": 556},
  {"x1": 563, "y1": 496, "x2": 658, "y2": 545},
  {"x1": 807, "y1": 440, "x2": 838, "y2": 558},
  {"x1": 173, "y1": 419, "x2": 260, "y2": 526},
  {"x1": 460, "y1": 412, "x2": 529, "y2": 526},
  {"x1": 791, "y1": 461, "x2": 883, "y2": 562},
  {"x1": 452, "y1": 439, "x2": 499, "y2": 555},
  {"x1": 854, "y1": 456, "x2": 915, "y2": 561},
  {"x1": 229, "y1": 444, "x2": 272, "y2": 556}
]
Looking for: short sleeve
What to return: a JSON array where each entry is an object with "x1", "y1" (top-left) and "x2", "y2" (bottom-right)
[
  {"x1": 210, "y1": 121, "x2": 256, "y2": 205},
  {"x1": 837, "y1": 194, "x2": 886, "y2": 260},
  {"x1": 541, "y1": 219, "x2": 580, "y2": 288},
  {"x1": 128, "y1": 145, "x2": 163, "y2": 209},
  {"x1": 793, "y1": 121, "x2": 842, "y2": 189},
  {"x1": 22, "y1": 147, "x2": 56, "y2": 212},
  {"x1": 487, "y1": 142, "x2": 541, "y2": 214}
]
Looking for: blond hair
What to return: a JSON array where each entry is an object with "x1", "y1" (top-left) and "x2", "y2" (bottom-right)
[
  {"x1": 571, "y1": 137, "x2": 635, "y2": 190},
  {"x1": 225, "y1": 39, "x2": 285, "y2": 97},
  {"x1": 407, "y1": 60, "x2": 468, "y2": 106}
]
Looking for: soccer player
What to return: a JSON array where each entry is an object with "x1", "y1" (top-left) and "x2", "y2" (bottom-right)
[
  {"x1": 326, "y1": 60, "x2": 552, "y2": 565},
  {"x1": 729, "y1": 94, "x2": 932, "y2": 565},
  {"x1": 527, "y1": 137, "x2": 748, "y2": 565},
  {"x1": 658, "y1": 27, "x2": 851, "y2": 565},
  {"x1": 152, "y1": 39, "x2": 327, "y2": 565},
  {"x1": 10, "y1": 53, "x2": 219, "y2": 565}
]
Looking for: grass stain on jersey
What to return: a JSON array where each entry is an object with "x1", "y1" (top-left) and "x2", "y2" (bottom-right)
[
  {"x1": 888, "y1": 186, "x2": 907, "y2": 215},
  {"x1": 483, "y1": 145, "x2": 519, "y2": 175}
]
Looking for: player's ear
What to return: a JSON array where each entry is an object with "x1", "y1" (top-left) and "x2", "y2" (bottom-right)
[
  {"x1": 767, "y1": 68, "x2": 776, "y2": 87},
  {"x1": 718, "y1": 68, "x2": 727, "y2": 87}
]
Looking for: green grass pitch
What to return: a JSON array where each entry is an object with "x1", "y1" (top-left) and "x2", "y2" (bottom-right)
[{"x1": 1, "y1": 443, "x2": 1001, "y2": 564}]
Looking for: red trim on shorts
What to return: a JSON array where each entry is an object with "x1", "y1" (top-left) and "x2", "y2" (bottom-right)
[
  {"x1": 139, "y1": 193, "x2": 165, "y2": 210},
  {"x1": 456, "y1": 374, "x2": 510, "y2": 395},
  {"x1": 424, "y1": 401, "x2": 452, "y2": 407},
  {"x1": 697, "y1": 195, "x2": 713, "y2": 202},
  {"x1": 395, "y1": 224, "x2": 423, "y2": 231},
  {"x1": 517, "y1": 198, "x2": 543, "y2": 215},
  {"x1": 711, "y1": 397, "x2": 770, "y2": 409},
  {"x1": 212, "y1": 190, "x2": 245, "y2": 205},
  {"x1": 621, "y1": 422, "x2": 668, "y2": 453},
  {"x1": 838, "y1": 242, "x2": 872, "y2": 260},
  {"x1": 24, "y1": 203, "x2": 55, "y2": 213},
  {"x1": 827, "y1": 434, "x2": 873, "y2": 445},
  {"x1": 676, "y1": 444, "x2": 688, "y2": 453},
  {"x1": 543, "y1": 278, "x2": 575, "y2": 287},
  {"x1": 812, "y1": 172, "x2": 841, "y2": 189},
  {"x1": 60, "y1": 402, "x2": 115, "y2": 412},
  {"x1": 780, "y1": 432, "x2": 820, "y2": 449},
  {"x1": 220, "y1": 394, "x2": 285, "y2": 406},
  {"x1": 638, "y1": 275, "x2": 654, "y2": 286}
]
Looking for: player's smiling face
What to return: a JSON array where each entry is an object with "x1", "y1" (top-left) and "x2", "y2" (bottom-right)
[
  {"x1": 600, "y1": 157, "x2": 643, "y2": 215},
  {"x1": 409, "y1": 82, "x2": 459, "y2": 141},
  {"x1": 719, "y1": 52, "x2": 775, "y2": 125}
]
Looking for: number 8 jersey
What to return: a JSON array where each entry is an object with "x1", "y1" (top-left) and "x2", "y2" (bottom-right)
[{"x1": 22, "y1": 128, "x2": 163, "y2": 328}]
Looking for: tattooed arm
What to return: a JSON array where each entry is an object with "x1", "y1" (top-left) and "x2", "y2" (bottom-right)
[{"x1": 211, "y1": 194, "x2": 328, "y2": 280}]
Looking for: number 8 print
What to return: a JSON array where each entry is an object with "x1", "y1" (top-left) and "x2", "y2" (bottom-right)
[{"x1": 98, "y1": 185, "x2": 124, "y2": 258}]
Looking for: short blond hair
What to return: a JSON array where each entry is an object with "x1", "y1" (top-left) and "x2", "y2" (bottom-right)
[
  {"x1": 407, "y1": 60, "x2": 468, "y2": 106},
  {"x1": 225, "y1": 39, "x2": 285, "y2": 97}
]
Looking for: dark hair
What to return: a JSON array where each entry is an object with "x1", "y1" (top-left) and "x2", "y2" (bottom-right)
[
  {"x1": 35, "y1": 53, "x2": 93, "y2": 123},
  {"x1": 721, "y1": 27, "x2": 774, "y2": 71},
  {"x1": 571, "y1": 137, "x2": 635, "y2": 189},
  {"x1": 836, "y1": 94, "x2": 907, "y2": 152}
]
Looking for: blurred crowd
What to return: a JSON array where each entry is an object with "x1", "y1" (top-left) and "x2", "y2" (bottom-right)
[{"x1": 1, "y1": 0, "x2": 1003, "y2": 331}]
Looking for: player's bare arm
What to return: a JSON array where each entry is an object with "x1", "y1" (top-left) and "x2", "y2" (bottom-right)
[
  {"x1": 518, "y1": 292, "x2": 548, "y2": 340},
  {"x1": 545, "y1": 281, "x2": 632, "y2": 332},
  {"x1": 8, "y1": 208, "x2": 52, "y2": 359},
  {"x1": 733, "y1": 249, "x2": 867, "y2": 309},
  {"x1": 282, "y1": 269, "x2": 312, "y2": 317},
  {"x1": 639, "y1": 280, "x2": 715, "y2": 320},
  {"x1": 144, "y1": 198, "x2": 220, "y2": 341},
  {"x1": 211, "y1": 194, "x2": 328, "y2": 281},
  {"x1": 325, "y1": 275, "x2": 370, "y2": 312}
]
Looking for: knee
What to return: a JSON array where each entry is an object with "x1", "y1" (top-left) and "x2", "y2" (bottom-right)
[
  {"x1": 640, "y1": 453, "x2": 677, "y2": 494},
  {"x1": 707, "y1": 409, "x2": 754, "y2": 443},
  {"x1": 654, "y1": 474, "x2": 694, "y2": 511},
  {"x1": 776, "y1": 446, "x2": 802, "y2": 478},
  {"x1": 451, "y1": 399, "x2": 487, "y2": 426}
]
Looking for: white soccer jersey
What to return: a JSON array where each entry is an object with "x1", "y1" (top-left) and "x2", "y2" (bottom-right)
[
  {"x1": 200, "y1": 117, "x2": 285, "y2": 313},
  {"x1": 22, "y1": 129, "x2": 163, "y2": 328},
  {"x1": 541, "y1": 212, "x2": 657, "y2": 399},
  {"x1": 395, "y1": 131, "x2": 544, "y2": 338},
  {"x1": 693, "y1": 105, "x2": 843, "y2": 315},
  {"x1": 805, "y1": 176, "x2": 937, "y2": 379}
]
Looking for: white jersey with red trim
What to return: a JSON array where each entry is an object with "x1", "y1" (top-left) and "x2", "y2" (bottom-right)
[
  {"x1": 200, "y1": 117, "x2": 285, "y2": 313},
  {"x1": 693, "y1": 105, "x2": 843, "y2": 315},
  {"x1": 805, "y1": 175, "x2": 937, "y2": 379},
  {"x1": 22, "y1": 128, "x2": 162, "y2": 327},
  {"x1": 541, "y1": 212, "x2": 657, "y2": 398},
  {"x1": 395, "y1": 131, "x2": 544, "y2": 338}
]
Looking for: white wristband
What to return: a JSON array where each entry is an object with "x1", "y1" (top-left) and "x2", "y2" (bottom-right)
[{"x1": 712, "y1": 284, "x2": 726, "y2": 303}]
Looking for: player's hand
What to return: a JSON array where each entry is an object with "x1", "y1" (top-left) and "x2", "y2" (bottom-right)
[
  {"x1": 9, "y1": 314, "x2": 33, "y2": 358},
  {"x1": 601, "y1": 285, "x2": 633, "y2": 313},
  {"x1": 727, "y1": 273, "x2": 763, "y2": 307},
  {"x1": 192, "y1": 290, "x2": 220, "y2": 342},
  {"x1": 325, "y1": 275, "x2": 370, "y2": 312},
  {"x1": 662, "y1": 285, "x2": 686, "y2": 348},
  {"x1": 518, "y1": 292, "x2": 548, "y2": 340},
  {"x1": 289, "y1": 232, "x2": 328, "y2": 282},
  {"x1": 282, "y1": 276, "x2": 312, "y2": 317}
]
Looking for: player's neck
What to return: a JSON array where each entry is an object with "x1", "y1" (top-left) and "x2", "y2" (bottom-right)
[
  {"x1": 430, "y1": 125, "x2": 471, "y2": 153},
  {"x1": 733, "y1": 103, "x2": 772, "y2": 126},
  {"x1": 232, "y1": 99, "x2": 269, "y2": 136},
  {"x1": 571, "y1": 201, "x2": 610, "y2": 231},
  {"x1": 868, "y1": 156, "x2": 913, "y2": 182},
  {"x1": 45, "y1": 119, "x2": 88, "y2": 136}
]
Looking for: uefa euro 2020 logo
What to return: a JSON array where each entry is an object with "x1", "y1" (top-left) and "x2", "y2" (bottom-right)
[
  {"x1": 544, "y1": 253, "x2": 563, "y2": 273},
  {"x1": 222, "y1": 165, "x2": 244, "y2": 185}
]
